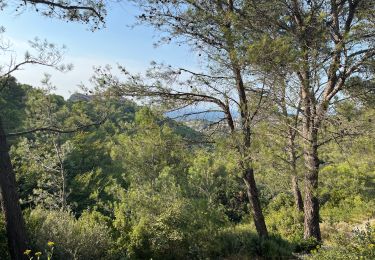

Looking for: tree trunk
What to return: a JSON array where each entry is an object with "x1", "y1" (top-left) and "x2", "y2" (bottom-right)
[
  {"x1": 0, "y1": 116, "x2": 28, "y2": 259},
  {"x1": 221, "y1": 3, "x2": 268, "y2": 237},
  {"x1": 292, "y1": 174, "x2": 304, "y2": 212},
  {"x1": 299, "y1": 64, "x2": 321, "y2": 241},
  {"x1": 243, "y1": 167, "x2": 268, "y2": 238},
  {"x1": 302, "y1": 129, "x2": 321, "y2": 241},
  {"x1": 288, "y1": 133, "x2": 304, "y2": 212}
]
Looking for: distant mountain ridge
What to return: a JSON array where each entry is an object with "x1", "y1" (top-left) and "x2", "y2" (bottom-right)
[{"x1": 68, "y1": 93, "x2": 93, "y2": 102}]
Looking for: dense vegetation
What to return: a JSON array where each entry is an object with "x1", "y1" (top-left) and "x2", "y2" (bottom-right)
[
  {"x1": 0, "y1": 0, "x2": 374, "y2": 259},
  {"x1": 0, "y1": 76, "x2": 374, "y2": 259}
]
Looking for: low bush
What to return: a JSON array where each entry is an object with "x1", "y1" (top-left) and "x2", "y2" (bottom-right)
[
  {"x1": 0, "y1": 215, "x2": 10, "y2": 260},
  {"x1": 308, "y1": 223, "x2": 375, "y2": 260},
  {"x1": 25, "y1": 207, "x2": 113, "y2": 259},
  {"x1": 216, "y1": 225, "x2": 294, "y2": 259}
]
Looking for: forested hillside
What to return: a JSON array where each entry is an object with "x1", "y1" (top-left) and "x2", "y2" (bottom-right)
[
  {"x1": 0, "y1": 0, "x2": 374, "y2": 259},
  {"x1": 0, "y1": 75, "x2": 373, "y2": 259}
]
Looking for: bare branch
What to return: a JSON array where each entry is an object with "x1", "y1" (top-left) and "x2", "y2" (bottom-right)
[{"x1": 6, "y1": 118, "x2": 106, "y2": 137}]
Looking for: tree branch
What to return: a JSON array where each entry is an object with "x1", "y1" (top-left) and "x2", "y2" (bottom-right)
[{"x1": 6, "y1": 118, "x2": 106, "y2": 137}]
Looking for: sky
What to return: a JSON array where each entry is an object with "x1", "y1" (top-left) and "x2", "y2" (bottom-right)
[{"x1": 0, "y1": 1, "x2": 197, "y2": 98}]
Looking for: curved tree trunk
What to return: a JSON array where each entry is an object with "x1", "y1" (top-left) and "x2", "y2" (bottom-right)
[
  {"x1": 221, "y1": 0, "x2": 268, "y2": 238},
  {"x1": 243, "y1": 167, "x2": 268, "y2": 238},
  {"x1": 0, "y1": 116, "x2": 28, "y2": 259}
]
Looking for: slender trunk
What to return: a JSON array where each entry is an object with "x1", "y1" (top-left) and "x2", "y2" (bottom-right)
[
  {"x1": 288, "y1": 137, "x2": 303, "y2": 212},
  {"x1": 236, "y1": 72, "x2": 268, "y2": 237},
  {"x1": 230, "y1": 59, "x2": 268, "y2": 238},
  {"x1": 221, "y1": 1, "x2": 268, "y2": 237},
  {"x1": 242, "y1": 167, "x2": 268, "y2": 237},
  {"x1": 0, "y1": 116, "x2": 28, "y2": 259},
  {"x1": 292, "y1": 174, "x2": 304, "y2": 212},
  {"x1": 302, "y1": 128, "x2": 321, "y2": 241},
  {"x1": 280, "y1": 77, "x2": 303, "y2": 212},
  {"x1": 52, "y1": 135, "x2": 67, "y2": 210}
]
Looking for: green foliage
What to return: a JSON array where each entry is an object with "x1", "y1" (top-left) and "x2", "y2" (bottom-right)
[
  {"x1": 24, "y1": 241, "x2": 54, "y2": 260},
  {"x1": 248, "y1": 35, "x2": 300, "y2": 72},
  {"x1": 309, "y1": 224, "x2": 375, "y2": 260},
  {"x1": 216, "y1": 225, "x2": 294, "y2": 259},
  {"x1": 25, "y1": 207, "x2": 112, "y2": 259},
  {"x1": 319, "y1": 137, "x2": 375, "y2": 223},
  {"x1": 345, "y1": 76, "x2": 375, "y2": 108},
  {"x1": 12, "y1": 137, "x2": 73, "y2": 209},
  {"x1": 187, "y1": 149, "x2": 247, "y2": 223},
  {"x1": 111, "y1": 156, "x2": 228, "y2": 259},
  {"x1": 124, "y1": 200, "x2": 226, "y2": 259},
  {"x1": 0, "y1": 215, "x2": 10, "y2": 259},
  {"x1": 0, "y1": 77, "x2": 30, "y2": 133},
  {"x1": 265, "y1": 193, "x2": 304, "y2": 241},
  {"x1": 3, "y1": 78, "x2": 375, "y2": 258}
]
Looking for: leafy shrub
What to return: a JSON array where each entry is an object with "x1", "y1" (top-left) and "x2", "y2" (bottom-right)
[
  {"x1": 120, "y1": 198, "x2": 227, "y2": 259},
  {"x1": 319, "y1": 159, "x2": 375, "y2": 223},
  {"x1": 0, "y1": 214, "x2": 10, "y2": 259},
  {"x1": 123, "y1": 217, "x2": 293, "y2": 259},
  {"x1": 216, "y1": 224, "x2": 294, "y2": 259},
  {"x1": 292, "y1": 237, "x2": 320, "y2": 253},
  {"x1": 308, "y1": 223, "x2": 375, "y2": 260},
  {"x1": 25, "y1": 207, "x2": 113, "y2": 259},
  {"x1": 265, "y1": 193, "x2": 304, "y2": 242}
]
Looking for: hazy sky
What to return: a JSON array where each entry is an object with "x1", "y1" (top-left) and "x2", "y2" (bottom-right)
[{"x1": 1, "y1": 1, "x2": 197, "y2": 98}]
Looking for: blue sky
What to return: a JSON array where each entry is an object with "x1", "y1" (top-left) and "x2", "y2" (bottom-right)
[{"x1": 1, "y1": 1, "x2": 197, "y2": 98}]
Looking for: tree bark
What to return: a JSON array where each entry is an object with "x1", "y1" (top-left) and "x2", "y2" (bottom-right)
[
  {"x1": 292, "y1": 174, "x2": 304, "y2": 212},
  {"x1": 0, "y1": 116, "x2": 28, "y2": 259},
  {"x1": 243, "y1": 167, "x2": 268, "y2": 238},
  {"x1": 302, "y1": 128, "x2": 321, "y2": 241},
  {"x1": 299, "y1": 53, "x2": 321, "y2": 241}
]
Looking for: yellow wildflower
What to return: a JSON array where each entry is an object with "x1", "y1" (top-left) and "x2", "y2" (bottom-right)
[
  {"x1": 24, "y1": 249, "x2": 32, "y2": 255},
  {"x1": 47, "y1": 241, "x2": 55, "y2": 247}
]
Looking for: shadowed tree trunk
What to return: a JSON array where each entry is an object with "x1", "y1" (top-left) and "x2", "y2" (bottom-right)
[
  {"x1": 243, "y1": 167, "x2": 268, "y2": 237},
  {"x1": 233, "y1": 63, "x2": 268, "y2": 238},
  {"x1": 0, "y1": 116, "x2": 28, "y2": 260},
  {"x1": 292, "y1": 174, "x2": 304, "y2": 212},
  {"x1": 222, "y1": 0, "x2": 269, "y2": 237}
]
